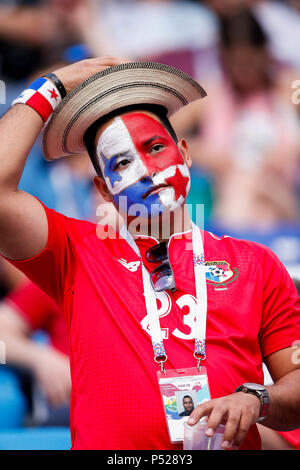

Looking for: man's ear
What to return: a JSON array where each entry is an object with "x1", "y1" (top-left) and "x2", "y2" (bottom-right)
[
  {"x1": 178, "y1": 138, "x2": 192, "y2": 168},
  {"x1": 93, "y1": 176, "x2": 113, "y2": 202}
]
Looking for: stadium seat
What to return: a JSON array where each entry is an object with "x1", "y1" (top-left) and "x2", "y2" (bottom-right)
[
  {"x1": 0, "y1": 367, "x2": 27, "y2": 428},
  {"x1": 0, "y1": 427, "x2": 71, "y2": 450}
]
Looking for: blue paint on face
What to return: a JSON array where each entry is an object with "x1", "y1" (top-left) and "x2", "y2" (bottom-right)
[
  {"x1": 102, "y1": 153, "x2": 123, "y2": 188},
  {"x1": 112, "y1": 177, "x2": 164, "y2": 217}
]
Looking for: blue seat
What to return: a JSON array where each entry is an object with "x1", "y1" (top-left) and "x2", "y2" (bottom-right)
[
  {"x1": 0, "y1": 367, "x2": 27, "y2": 428},
  {"x1": 0, "y1": 427, "x2": 71, "y2": 450}
]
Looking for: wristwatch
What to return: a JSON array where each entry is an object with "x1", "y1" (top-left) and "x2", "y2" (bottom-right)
[{"x1": 234, "y1": 383, "x2": 270, "y2": 423}]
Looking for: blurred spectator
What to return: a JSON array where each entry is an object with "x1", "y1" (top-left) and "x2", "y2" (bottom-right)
[
  {"x1": 76, "y1": 0, "x2": 217, "y2": 77},
  {"x1": 0, "y1": 0, "x2": 85, "y2": 82},
  {"x1": 254, "y1": 1, "x2": 300, "y2": 71},
  {"x1": 203, "y1": 0, "x2": 261, "y2": 17},
  {"x1": 287, "y1": 0, "x2": 300, "y2": 12},
  {"x1": 0, "y1": 0, "x2": 93, "y2": 130},
  {"x1": 100, "y1": 0, "x2": 217, "y2": 58},
  {"x1": 0, "y1": 280, "x2": 70, "y2": 427},
  {"x1": 171, "y1": 8, "x2": 300, "y2": 232}
]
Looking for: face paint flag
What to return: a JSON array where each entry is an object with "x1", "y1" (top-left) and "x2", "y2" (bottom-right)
[{"x1": 96, "y1": 113, "x2": 191, "y2": 216}]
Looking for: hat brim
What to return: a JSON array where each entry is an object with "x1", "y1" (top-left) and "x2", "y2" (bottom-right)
[{"x1": 43, "y1": 61, "x2": 207, "y2": 161}]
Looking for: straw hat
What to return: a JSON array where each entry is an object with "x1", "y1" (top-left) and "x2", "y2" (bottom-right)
[{"x1": 43, "y1": 61, "x2": 207, "y2": 160}]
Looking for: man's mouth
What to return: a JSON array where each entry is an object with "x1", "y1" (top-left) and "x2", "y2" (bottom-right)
[{"x1": 142, "y1": 184, "x2": 170, "y2": 199}]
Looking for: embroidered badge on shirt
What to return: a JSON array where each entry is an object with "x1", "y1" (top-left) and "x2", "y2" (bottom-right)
[{"x1": 205, "y1": 261, "x2": 238, "y2": 286}]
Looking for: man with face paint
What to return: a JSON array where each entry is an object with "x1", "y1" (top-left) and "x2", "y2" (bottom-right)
[
  {"x1": 86, "y1": 107, "x2": 192, "y2": 238},
  {"x1": 96, "y1": 112, "x2": 190, "y2": 214},
  {"x1": 0, "y1": 57, "x2": 300, "y2": 451}
]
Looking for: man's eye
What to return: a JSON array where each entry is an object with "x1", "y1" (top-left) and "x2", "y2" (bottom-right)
[
  {"x1": 149, "y1": 143, "x2": 165, "y2": 154},
  {"x1": 115, "y1": 159, "x2": 131, "y2": 170}
]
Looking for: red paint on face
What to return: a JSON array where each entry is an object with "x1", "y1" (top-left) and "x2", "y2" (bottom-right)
[{"x1": 121, "y1": 112, "x2": 185, "y2": 177}]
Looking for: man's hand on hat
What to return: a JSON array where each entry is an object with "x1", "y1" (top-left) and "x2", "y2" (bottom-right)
[
  {"x1": 187, "y1": 392, "x2": 261, "y2": 450},
  {"x1": 52, "y1": 56, "x2": 131, "y2": 95}
]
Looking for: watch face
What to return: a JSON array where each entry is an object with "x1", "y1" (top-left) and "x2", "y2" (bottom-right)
[{"x1": 244, "y1": 383, "x2": 266, "y2": 391}]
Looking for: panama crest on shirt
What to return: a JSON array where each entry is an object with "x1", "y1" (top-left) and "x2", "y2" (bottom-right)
[{"x1": 205, "y1": 260, "x2": 238, "y2": 285}]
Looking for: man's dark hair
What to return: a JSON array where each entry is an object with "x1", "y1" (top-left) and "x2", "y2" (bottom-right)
[
  {"x1": 183, "y1": 395, "x2": 193, "y2": 401},
  {"x1": 83, "y1": 103, "x2": 178, "y2": 178}
]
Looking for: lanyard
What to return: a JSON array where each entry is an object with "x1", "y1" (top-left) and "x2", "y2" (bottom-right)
[{"x1": 120, "y1": 223, "x2": 207, "y2": 372}]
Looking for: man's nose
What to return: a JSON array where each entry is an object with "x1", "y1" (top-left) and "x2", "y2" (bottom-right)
[
  {"x1": 141, "y1": 171, "x2": 158, "y2": 182},
  {"x1": 141, "y1": 160, "x2": 159, "y2": 178}
]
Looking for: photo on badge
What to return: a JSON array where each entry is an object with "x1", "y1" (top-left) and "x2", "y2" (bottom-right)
[
  {"x1": 157, "y1": 367, "x2": 211, "y2": 443},
  {"x1": 176, "y1": 390, "x2": 197, "y2": 417}
]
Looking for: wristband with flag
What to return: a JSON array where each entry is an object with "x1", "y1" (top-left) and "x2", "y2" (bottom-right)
[{"x1": 12, "y1": 77, "x2": 62, "y2": 122}]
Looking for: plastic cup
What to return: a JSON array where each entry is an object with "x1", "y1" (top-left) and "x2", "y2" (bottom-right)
[{"x1": 183, "y1": 421, "x2": 225, "y2": 450}]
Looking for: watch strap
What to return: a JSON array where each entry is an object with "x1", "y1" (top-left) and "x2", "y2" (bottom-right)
[{"x1": 234, "y1": 384, "x2": 270, "y2": 422}]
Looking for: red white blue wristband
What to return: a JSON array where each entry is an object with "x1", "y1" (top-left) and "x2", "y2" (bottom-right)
[{"x1": 12, "y1": 77, "x2": 62, "y2": 123}]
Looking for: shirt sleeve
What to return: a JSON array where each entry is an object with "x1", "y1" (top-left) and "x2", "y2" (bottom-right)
[
  {"x1": 3, "y1": 202, "x2": 75, "y2": 308},
  {"x1": 249, "y1": 242, "x2": 300, "y2": 359},
  {"x1": 4, "y1": 279, "x2": 60, "y2": 331}
]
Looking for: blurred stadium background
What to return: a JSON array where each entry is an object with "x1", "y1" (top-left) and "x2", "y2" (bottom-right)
[{"x1": 0, "y1": 0, "x2": 299, "y2": 450}]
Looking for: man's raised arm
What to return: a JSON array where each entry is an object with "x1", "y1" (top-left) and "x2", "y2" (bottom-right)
[
  {"x1": 0, "y1": 104, "x2": 47, "y2": 260},
  {"x1": 0, "y1": 56, "x2": 129, "y2": 261}
]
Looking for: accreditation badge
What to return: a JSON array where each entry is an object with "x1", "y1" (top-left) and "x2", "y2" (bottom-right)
[{"x1": 157, "y1": 367, "x2": 211, "y2": 443}]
